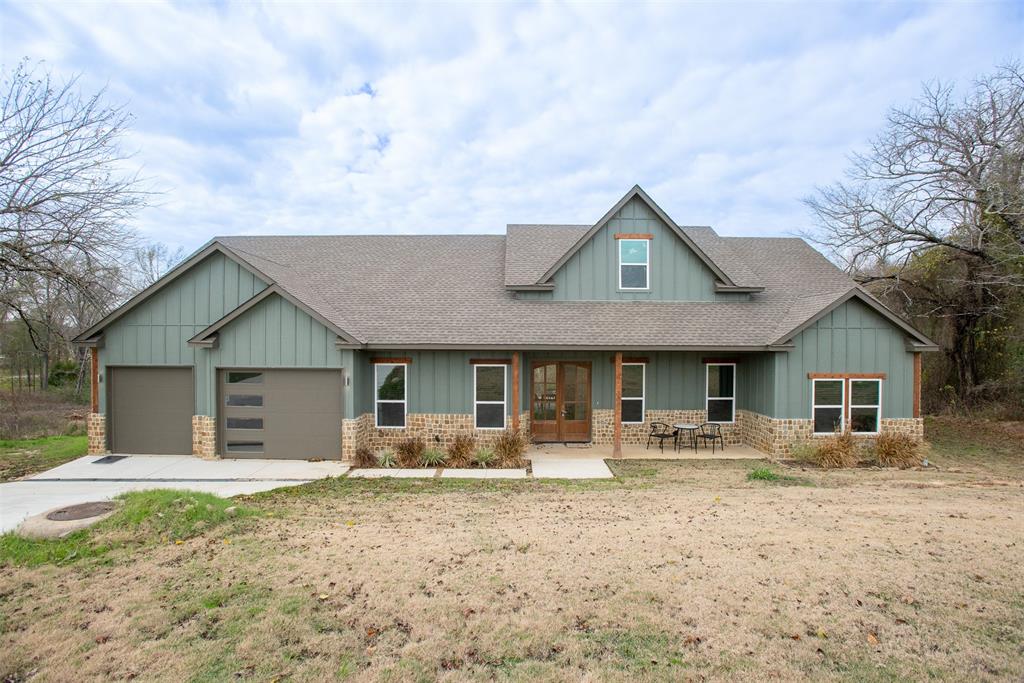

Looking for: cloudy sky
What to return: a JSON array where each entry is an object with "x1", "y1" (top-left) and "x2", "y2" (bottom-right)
[{"x1": 2, "y1": 2, "x2": 1022, "y2": 251}]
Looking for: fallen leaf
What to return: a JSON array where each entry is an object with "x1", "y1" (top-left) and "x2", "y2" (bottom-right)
[
  {"x1": 867, "y1": 633, "x2": 879, "y2": 645},
  {"x1": 318, "y1": 594, "x2": 329, "y2": 601},
  {"x1": 174, "y1": 540, "x2": 183, "y2": 545}
]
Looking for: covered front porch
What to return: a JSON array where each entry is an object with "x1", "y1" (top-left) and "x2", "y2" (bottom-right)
[{"x1": 526, "y1": 441, "x2": 768, "y2": 461}]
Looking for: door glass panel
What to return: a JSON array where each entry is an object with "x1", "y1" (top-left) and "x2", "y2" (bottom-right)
[
  {"x1": 534, "y1": 400, "x2": 556, "y2": 421},
  {"x1": 226, "y1": 394, "x2": 263, "y2": 407},
  {"x1": 227, "y1": 371, "x2": 262, "y2": 384},
  {"x1": 226, "y1": 417, "x2": 263, "y2": 430}
]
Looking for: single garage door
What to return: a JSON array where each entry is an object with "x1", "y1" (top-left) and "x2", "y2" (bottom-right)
[
  {"x1": 109, "y1": 367, "x2": 194, "y2": 454},
  {"x1": 219, "y1": 369, "x2": 342, "y2": 460}
]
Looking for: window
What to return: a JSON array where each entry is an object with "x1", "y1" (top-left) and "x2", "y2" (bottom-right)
[
  {"x1": 474, "y1": 365, "x2": 506, "y2": 429},
  {"x1": 227, "y1": 371, "x2": 262, "y2": 384},
  {"x1": 375, "y1": 363, "x2": 407, "y2": 428},
  {"x1": 811, "y1": 377, "x2": 884, "y2": 435},
  {"x1": 226, "y1": 417, "x2": 263, "y2": 430},
  {"x1": 621, "y1": 363, "x2": 645, "y2": 423},
  {"x1": 812, "y1": 379, "x2": 845, "y2": 434},
  {"x1": 618, "y1": 239, "x2": 650, "y2": 290},
  {"x1": 226, "y1": 394, "x2": 263, "y2": 407},
  {"x1": 849, "y1": 379, "x2": 881, "y2": 434},
  {"x1": 705, "y1": 363, "x2": 735, "y2": 423}
]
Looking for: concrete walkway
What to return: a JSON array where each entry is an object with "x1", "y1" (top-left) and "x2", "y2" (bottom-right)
[
  {"x1": 529, "y1": 455, "x2": 614, "y2": 479},
  {"x1": 1, "y1": 455, "x2": 349, "y2": 533}
]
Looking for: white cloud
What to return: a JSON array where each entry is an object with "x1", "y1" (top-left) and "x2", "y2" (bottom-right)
[{"x1": 2, "y1": 1, "x2": 1020, "y2": 250}]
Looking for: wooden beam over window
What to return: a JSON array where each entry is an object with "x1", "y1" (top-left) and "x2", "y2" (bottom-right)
[
  {"x1": 702, "y1": 357, "x2": 741, "y2": 364},
  {"x1": 469, "y1": 358, "x2": 512, "y2": 365},
  {"x1": 613, "y1": 233, "x2": 654, "y2": 240},
  {"x1": 807, "y1": 372, "x2": 886, "y2": 380},
  {"x1": 372, "y1": 357, "x2": 412, "y2": 365}
]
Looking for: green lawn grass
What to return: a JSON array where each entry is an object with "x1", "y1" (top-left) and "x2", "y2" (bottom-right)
[
  {"x1": 0, "y1": 435, "x2": 87, "y2": 482},
  {"x1": 0, "y1": 489, "x2": 257, "y2": 567}
]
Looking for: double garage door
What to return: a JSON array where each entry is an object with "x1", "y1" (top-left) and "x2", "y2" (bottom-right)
[{"x1": 108, "y1": 367, "x2": 342, "y2": 460}]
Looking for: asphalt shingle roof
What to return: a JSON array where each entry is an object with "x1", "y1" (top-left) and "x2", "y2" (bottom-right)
[{"x1": 216, "y1": 229, "x2": 858, "y2": 348}]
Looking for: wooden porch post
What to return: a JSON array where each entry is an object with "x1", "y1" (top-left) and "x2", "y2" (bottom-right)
[
  {"x1": 90, "y1": 347, "x2": 99, "y2": 413},
  {"x1": 613, "y1": 351, "x2": 622, "y2": 458},
  {"x1": 511, "y1": 352, "x2": 520, "y2": 430},
  {"x1": 913, "y1": 352, "x2": 922, "y2": 418}
]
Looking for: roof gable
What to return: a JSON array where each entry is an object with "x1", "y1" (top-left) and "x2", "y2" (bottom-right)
[{"x1": 533, "y1": 185, "x2": 749, "y2": 290}]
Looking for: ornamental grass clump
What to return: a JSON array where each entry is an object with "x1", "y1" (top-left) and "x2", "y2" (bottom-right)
[
  {"x1": 376, "y1": 450, "x2": 396, "y2": 468},
  {"x1": 473, "y1": 447, "x2": 495, "y2": 469},
  {"x1": 493, "y1": 427, "x2": 528, "y2": 468},
  {"x1": 420, "y1": 448, "x2": 447, "y2": 467},
  {"x1": 811, "y1": 430, "x2": 858, "y2": 469},
  {"x1": 354, "y1": 446, "x2": 376, "y2": 468},
  {"x1": 446, "y1": 433, "x2": 475, "y2": 468},
  {"x1": 873, "y1": 432, "x2": 922, "y2": 469},
  {"x1": 395, "y1": 437, "x2": 425, "y2": 468}
]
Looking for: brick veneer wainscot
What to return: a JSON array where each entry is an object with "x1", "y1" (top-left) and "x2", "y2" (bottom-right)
[
  {"x1": 87, "y1": 413, "x2": 107, "y2": 455},
  {"x1": 191, "y1": 415, "x2": 217, "y2": 460}
]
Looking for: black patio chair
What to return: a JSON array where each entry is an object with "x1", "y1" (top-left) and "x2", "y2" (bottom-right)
[
  {"x1": 697, "y1": 423, "x2": 725, "y2": 454},
  {"x1": 646, "y1": 422, "x2": 679, "y2": 453}
]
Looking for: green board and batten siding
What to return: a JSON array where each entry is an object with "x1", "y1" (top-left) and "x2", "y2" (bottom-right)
[
  {"x1": 98, "y1": 252, "x2": 352, "y2": 417},
  {"x1": 518, "y1": 197, "x2": 746, "y2": 302},
  {"x1": 773, "y1": 299, "x2": 915, "y2": 418},
  {"x1": 99, "y1": 253, "x2": 267, "y2": 413},
  {"x1": 201, "y1": 293, "x2": 352, "y2": 418}
]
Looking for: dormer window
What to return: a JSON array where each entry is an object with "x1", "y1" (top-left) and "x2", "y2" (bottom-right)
[{"x1": 618, "y1": 238, "x2": 650, "y2": 290}]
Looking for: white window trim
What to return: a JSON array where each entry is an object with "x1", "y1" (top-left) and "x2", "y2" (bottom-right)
[
  {"x1": 621, "y1": 362, "x2": 646, "y2": 424},
  {"x1": 374, "y1": 362, "x2": 408, "y2": 429},
  {"x1": 849, "y1": 378, "x2": 882, "y2": 435},
  {"x1": 473, "y1": 364, "x2": 507, "y2": 430},
  {"x1": 618, "y1": 238, "x2": 650, "y2": 291},
  {"x1": 811, "y1": 378, "x2": 846, "y2": 435},
  {"x1": 705, "y1": 362, "x2": 736, "y2": 424}
]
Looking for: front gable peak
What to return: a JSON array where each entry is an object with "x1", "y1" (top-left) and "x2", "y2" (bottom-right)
[{"x1": 536, "y1": 185, "x2": 742, "y2": 289}]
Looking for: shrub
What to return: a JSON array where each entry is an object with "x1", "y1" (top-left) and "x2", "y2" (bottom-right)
[
  {"x1": 395, "y1": 437, "x2": 425, "y2": 468},
  {"x1": 376, "y1": 450, "x2": 396, "y2": 468},
  {"x1": 354, "y1": 446, "x2": 376, "y2": 468},
  {"x1": 747, "y1": 467, "x2": 780, "y2": 481},
  {"x1": 810, "y1": 430, "x2": 858, "y2": 469},
  {"x1": 873, "y1": 432, "x2": 922, "y2": 468},
  {"x1": 446, "y1": 433, "x2": 475, "y2": 468},
  {"x1": 473, "y1": 447, "x2": 495, "y2": 468},
  {"x1": 493, "y1": 427, "x2": 528, "y2": 468},
  {"x1": 420, "y1": 448, "x2": 447, "y2": 467}
]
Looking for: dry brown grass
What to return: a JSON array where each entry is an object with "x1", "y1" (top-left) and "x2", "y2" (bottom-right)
[
  {"x1": 1, "y1": 456, "x2": 1022, "y2": 682},
  {"x1": 445, "y1": 433, "x2": 475, "y2": 468},
  {"x1": 800, "y1": 430, "x2": 859, "y2": 469},
  {"x1": 0, "y1": 389, "x2": 88, "y2": 439},
  {"x1": 395, "y1": 437, "x2": 425, "y2": 468},
  {"x1": 873, "y1": 432, "x2": 923, "y2": 469},
  {"x1": 353, "y1": 446, "x2": 377, "y2": 468},
  {"x1": 493, "y1": 427, "x2": 528, "y2": 468}
]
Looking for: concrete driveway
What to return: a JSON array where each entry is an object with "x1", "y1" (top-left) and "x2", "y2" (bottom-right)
[{"x1": 0, "y1": 455, "x2": 349, "y2": 533}]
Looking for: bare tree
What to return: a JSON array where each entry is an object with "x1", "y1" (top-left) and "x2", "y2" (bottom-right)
[
  {"x1": 1, "y1": 60, "x2": 148, "y2": 389},
  {"x1": 1, "y1": 60, "x2": 146, "y2": 325},
  {"x1": 132, "y1": 242, "x2": 185, "y2": 288},
  {"x1": 806, "y1": 62, "x2": 1024, "y2": 394}
]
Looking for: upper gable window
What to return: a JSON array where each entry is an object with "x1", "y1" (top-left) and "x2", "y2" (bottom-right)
[{"x1": 618, "y1": 239, "x2": 650, "y2": 290}]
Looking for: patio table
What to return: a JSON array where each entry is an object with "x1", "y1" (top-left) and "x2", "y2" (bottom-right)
[{"x1": 673, "y1": 423, "x2": 700, "y2": 453}]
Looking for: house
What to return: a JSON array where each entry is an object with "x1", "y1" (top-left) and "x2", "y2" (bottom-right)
[{"x1": 73, "y1": 185, "x2": 937, "y2": 461}]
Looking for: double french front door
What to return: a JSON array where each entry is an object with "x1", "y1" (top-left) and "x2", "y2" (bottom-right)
[{"x1": 530, "y1": 361, "x2": 591, "y2": 442}]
